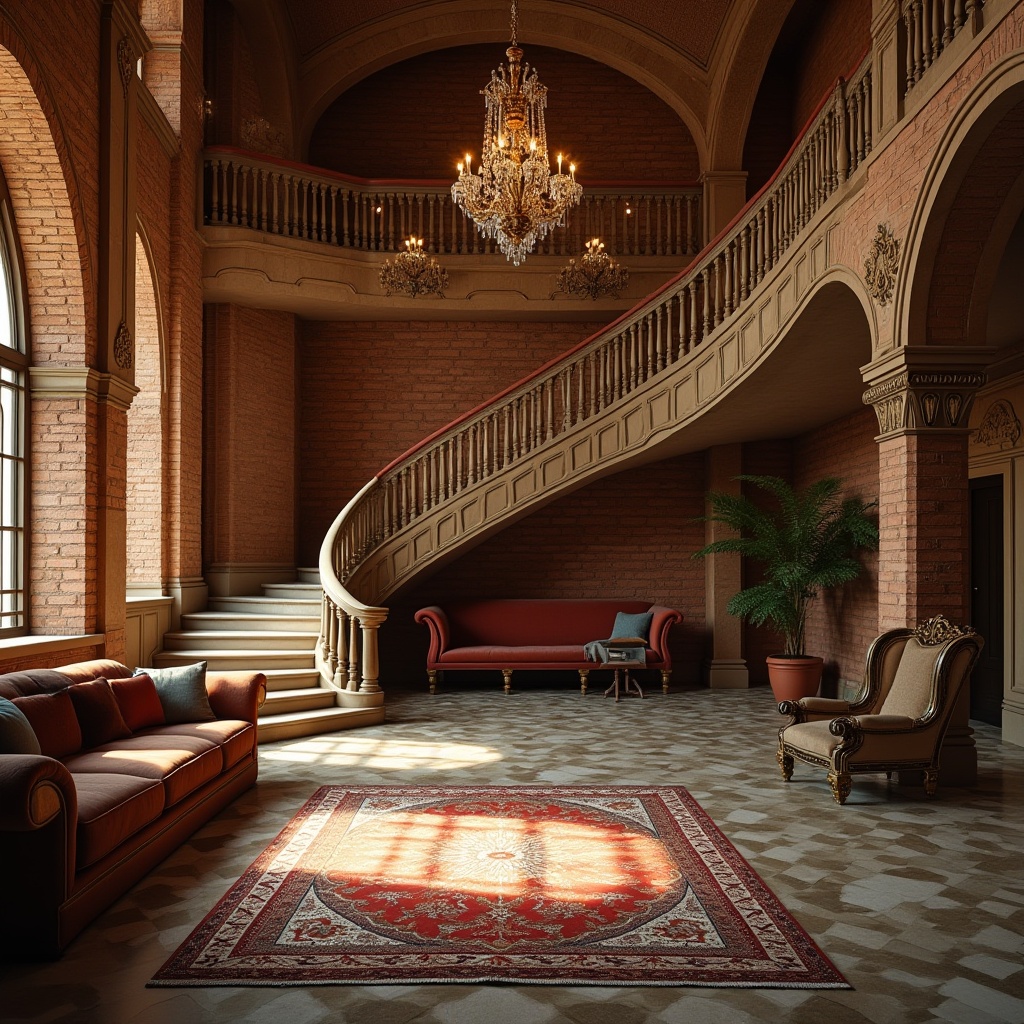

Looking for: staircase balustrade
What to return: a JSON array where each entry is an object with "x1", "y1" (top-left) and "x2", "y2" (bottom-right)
[
  {"x1": 902, "y1": 0, "x2": 985, "y2": 93},
  {"x1": 315, "y1": 56, "x2": 873, "y2": 688},
  {"x1": 203, "y1": 149, "x2": 701, "y2": 259}
]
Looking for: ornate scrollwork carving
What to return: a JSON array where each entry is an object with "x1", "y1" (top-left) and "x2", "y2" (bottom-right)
[
  {"x1": 117, "y1": 37, "x2": 135, "y2": 94},
  {"x1": 863, "y1": 370, "x2": 985, "y2": 437},
  {"x1": 113, "y1": 320, "x2": 133, "y2": 370},
  {"x1": 864, "y1": 223, "x2": 900, "y2": 305},
  {"x1": 972, "y1": 399, "x2": 1022, "y2": 449},
  {"x1": 913, "y1": 614, "x2": 975, "y2": 645},
  {"x1": 240, "y1": 115, "x2": 287, "y2": 157}
]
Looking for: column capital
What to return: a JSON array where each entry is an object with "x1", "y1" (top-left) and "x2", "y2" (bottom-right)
[{"x1": 861, "y1": 347, "x2": 990, "y2": 438}]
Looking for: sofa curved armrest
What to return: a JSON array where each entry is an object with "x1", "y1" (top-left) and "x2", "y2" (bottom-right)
[
  {"x1": 779, "y1": 696, "x2": 854, "y2": 724},
  {"x1": 647, "y1": 605, "x2": 682, "y2": 661},
  {"x1": 0, "y1": 754, "x2": 76, "y2": 832},
  {"x1": 845, "y1": 713, "x2": 918, "y2": 733},
  {"x1": 414, "y1": 606, "x2": 450, "y2": 664},
  {"x1": 207, "y1": 671, "x2": 267, "y2": 726}
]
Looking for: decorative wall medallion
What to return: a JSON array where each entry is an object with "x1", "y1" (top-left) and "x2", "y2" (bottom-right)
[
  {"x1": 117, "y1": 37, "x2": 135, "y2": 94},
  {"x1": 114, "y1": 320, "x2": 133, "y2": 370},
  {"x1": 972, "y1": 399, "x2": 1021, "y2": 449},
  {"x1": 240, "y1": 115, "x2": 287, "y2": 157},
  {"x1": 864, "y1": 223, "x2": 900, "y2": 305}
]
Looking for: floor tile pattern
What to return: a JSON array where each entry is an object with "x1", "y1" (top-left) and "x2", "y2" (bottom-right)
[{"x1": 2, "y1": 683, "x2": 1023, "y2": 1023}]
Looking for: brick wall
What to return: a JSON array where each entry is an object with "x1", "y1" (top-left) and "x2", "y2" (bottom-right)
[
  {"x1": 204, "y1": 305, "x2": 297, "y2": 568},
  {"x1": 384, "y1": 453, "x2": 708, "y2": 690},
  {"x1": 308, "y1": 45, "x2": 700, "y2": 182},
  {"x1": 203, "y1": 0, "x2": 267, "y2": 149},
  {"x1": 297, "y1": 319, "x2": 607, "y2": 565}
]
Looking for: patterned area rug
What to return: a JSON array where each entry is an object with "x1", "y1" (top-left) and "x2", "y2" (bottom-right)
[{"x1": 151, "y1": 785, "x2": 849, "y2": 988}]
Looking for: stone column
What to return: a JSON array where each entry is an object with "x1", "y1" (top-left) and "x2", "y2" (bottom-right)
[
  {"x1": 862, "y1": 347, "x2": 987, "y2": 784},
  {"x1": 704, "y1": 445, "x2": 749, "y2": 688}
]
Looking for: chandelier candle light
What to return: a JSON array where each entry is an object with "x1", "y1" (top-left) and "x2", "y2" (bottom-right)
[
  {"x1": 557, "y1": 238, "x2": 629, "y2": 300},
  {"x1": 379, "y1": 236, "x2": 449, "y2": 298},
  {"x1": 451, "y1": 0, "x2": 583, "y2": 266}
]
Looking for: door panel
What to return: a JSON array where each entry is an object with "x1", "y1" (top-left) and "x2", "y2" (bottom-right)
[{"x1": 969, "y1": 475, "x2": 1004, "y2": 726}]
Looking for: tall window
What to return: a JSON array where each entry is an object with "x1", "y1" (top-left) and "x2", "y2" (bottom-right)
[{"x1": 0, "y1": 177, "x2": 26, "y2": 636}]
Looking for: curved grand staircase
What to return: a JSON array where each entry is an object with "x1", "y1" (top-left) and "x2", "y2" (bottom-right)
[{"x1": 315, "y1": 56, "x2": 876, "y2": 699}]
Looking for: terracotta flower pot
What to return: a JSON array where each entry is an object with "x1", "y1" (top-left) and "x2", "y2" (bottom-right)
[{"x1": 766, "y1": 655, "x2": 823, "y2": 703}]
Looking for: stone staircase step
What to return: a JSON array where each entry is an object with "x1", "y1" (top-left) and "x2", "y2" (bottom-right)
[
  {"x1": 152, "y1": 649, "x2": 315, "y2": 670},
  {"x1": 263, "y1": 582, "x2": 323, "y2": 600},
  {"x1": 162, "y1": 629, "x2": 317, "y2": 651},
  {"x1": 296, "y1": 568, "x2": 320, "y2": 585},
  {"x1": 262, "y1": 668, "x2": 323, "y2": 691},
  {"x1": 181, "y1": 611, "x2": 321, "y2": 632},
  {"x1": 208, "y1": 595, "x2": 321, "y2": 616},
  {"x1": 261, "y1": 686, "x2": 338, "y2": 716},
  {"x1": 257, "y1": 705, "x2": 384, "y2": 744}
]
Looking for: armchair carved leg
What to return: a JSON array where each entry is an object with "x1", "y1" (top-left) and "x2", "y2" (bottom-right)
[
  {"x1": 661, "y1": 669, "x2": 670, "y2": 695},
  {"x1": 777, "y1": 743, "x2": 794, "y2": 782},
  {"x1": 428, "y1": 670, "x2": 438, "y2": 695},
  {"x1": 579, "y1": 668, "x2": 589, "y2": 695},
  {"x1": 923, "y1": 767, "x2": 939, "y2": 798},
  {"x1": 827, "y1": 770, "x2": 852, "y2": 805},
  {"x1": 502, "y1": 668, "x2": 513, "y2": 694}
]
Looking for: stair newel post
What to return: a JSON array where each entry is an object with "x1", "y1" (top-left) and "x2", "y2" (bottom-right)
[
  {"x1": 347, "y1": 616, "x2": 360, "y2": 690},
  {"x1": 358, "y1": 614, "x2": 384, "y2": 694}
]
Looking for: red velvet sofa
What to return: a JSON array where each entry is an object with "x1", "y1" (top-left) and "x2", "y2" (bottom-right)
[
  {"x1": 0, "y1": 658, "x2": 265, "y2": 959},
  {"x1": 414, "y1": 599, "x2": 682, "y2": 694}
]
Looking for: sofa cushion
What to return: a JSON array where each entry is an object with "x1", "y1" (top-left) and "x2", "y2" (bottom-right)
[
  {"x1": 439, "y1": 645, "x2": 588, "y2": 664},
  {"x1": 12, "y1": 690, "x2": 82, "y2": 759},
  {"x1": 0, "y1": 669, "x2": 75, "y2": 700},
  {"x1": 63, "y1": 733, "x2": 222, "y2": 806},
  {"x1": 72, "y1": 772, "x2": 165, "y2": 870},
  {"x1": 156, "y1": 720, "x2": 255, "y2": 770},
  {"x1": 0, "y1": 695, "x2": 41, "y2": 754},
  {"x1": 135, "y1": 662, "x2": 216, "y2": 724},
  {"x1": 68, "y1": 679, "x2": 132, "y2": 748},
  {"x1": 610, "y1": 610, "x2": 653, "y2": 642},
  {"x1": 110, "y1": 674, "x2": 165, "y2": 731},
  {"x1": 880, "y1": 639, "x2": 943, "y2": 720}
]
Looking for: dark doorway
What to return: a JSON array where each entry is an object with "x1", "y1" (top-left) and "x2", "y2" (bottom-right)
[{"x1": 969, "y1": 475, "x2": 1004, "y2": 726}]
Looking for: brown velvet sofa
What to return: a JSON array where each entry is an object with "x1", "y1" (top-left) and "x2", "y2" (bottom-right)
[{"x1": 0, "y1": 658, "x2": 266, "y2": 959}]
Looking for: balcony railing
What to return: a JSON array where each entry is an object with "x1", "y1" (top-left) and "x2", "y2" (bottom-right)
[
  {"x1": 203, "y1": 149, "x2": 703, "y2": 259},
  {"x1": 903, "y1": 0, "x2": 986, "y2": 94}
]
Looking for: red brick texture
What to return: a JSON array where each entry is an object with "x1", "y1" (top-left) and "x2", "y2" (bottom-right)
[
  {"x1": 204, "y1": 305, "x2": 297, "y2": 568},
  {"x1": 297, "y1": 319, "x2": 607, "y2": 565},
  {"x1": 307, "y1": 45, "x2": 701, "y2": 182}
]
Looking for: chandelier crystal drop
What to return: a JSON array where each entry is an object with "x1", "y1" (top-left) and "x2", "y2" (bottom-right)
[
  {"x1": 379, "y1": 237, "x2": 449, "y2": 298},
  {"x1": 557, "y1": 238, "x2": 629, "y2": 300},
  {"x1": 451, "y1": 0, "x2": 583, "y2": 266}
]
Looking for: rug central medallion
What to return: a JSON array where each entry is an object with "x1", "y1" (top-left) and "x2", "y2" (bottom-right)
[{"x1": 151, "y1": 785, "x2": 849, "y2": 988}]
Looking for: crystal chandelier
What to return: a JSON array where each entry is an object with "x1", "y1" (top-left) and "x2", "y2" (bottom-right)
[
  {"x1": 556, "y1": 238, "x2": 629, "y2": 300},
  {"x1": 451, "y1": 0, "x2": 583, "y2": 266},
  {"x1": 379, "y1": 237, "x2": 449, "y2": 298}
]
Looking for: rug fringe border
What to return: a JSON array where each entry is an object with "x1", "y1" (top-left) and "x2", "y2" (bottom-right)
[{"x1": 148, "y1": 978, "x2": 853, "y2": 989}]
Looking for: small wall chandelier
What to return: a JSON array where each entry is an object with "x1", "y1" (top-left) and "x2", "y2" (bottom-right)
[
  {"x1": 556, "y1": 238, "x2": 629, "y2": 300},
  {"x1": 451, "y1": 0, "x2": 583, "y2": 266},
  {"x1": 379, "y1": 237, "x2": 449, "y2": 298}
]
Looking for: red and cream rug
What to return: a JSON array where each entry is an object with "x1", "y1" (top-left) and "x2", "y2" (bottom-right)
[{"x1": 151, "y1": 785, "x2": 849, "y2": 988}]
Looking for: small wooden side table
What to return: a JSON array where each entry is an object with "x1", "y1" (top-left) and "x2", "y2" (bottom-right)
[{"x1": 603, "y1": 660, "x2": 645, "y2": 703}]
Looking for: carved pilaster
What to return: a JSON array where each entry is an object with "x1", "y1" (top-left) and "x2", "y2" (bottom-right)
[{"x1": 863, "y1": 369, "x2": 986, "y2": 438}]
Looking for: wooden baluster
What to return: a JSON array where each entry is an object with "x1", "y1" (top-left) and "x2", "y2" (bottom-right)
[
  {"x1": 585, "y1": 352, "x2": 595, "y2": 417},
  {"x1": 953, "y1": 0, "x2": 966, "y2": 30},
  {"x1": 326, "y1": 601, "x2": 339, "y2": 677},
  {"x1": 319, "y1": 594, "x2": 331, "y2": 660},
  {"x1": 512, "y1": 398, "x2": 521, "y2": 459},
  {"x1": 913, "y1": 0, "x2": 924, "y2": 82},
  {"x1": 331, "y1": 607, "x2": 346, "y2": 688},
  {"x1": 347, "y1": 616, "x2": 360, "y2": 690},
  {"x1": 740, "y1": 227, "x2": 751, "y2": 302},
  {"x1": 723, "y1": 243, "x2": 735, "y2": 317},
  {"x1": 546, "y1": 380, "x2": 554, "y2": 441},
  {"x1": 533, "y1": 388, "x2": 542, "y2": 448}
]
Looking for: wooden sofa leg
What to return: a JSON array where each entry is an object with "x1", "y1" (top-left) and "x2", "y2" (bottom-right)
[
  {"x1": 502, "y1": 669, "x2": 513, "y2": 694},
  {"x1": 579, "y1": 669, "x2": 589, "y2": 695},
  {"x1": 660, "y1": 669, "x2": 670, "y2": 694},
  {"x1": 428, "y1": 670, "x2": 438, "y2": 695}
]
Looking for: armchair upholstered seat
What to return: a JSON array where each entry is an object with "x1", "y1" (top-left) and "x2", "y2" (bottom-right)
[{"x1": 777, "y1": 616, "x2": 983, "y2": 804}]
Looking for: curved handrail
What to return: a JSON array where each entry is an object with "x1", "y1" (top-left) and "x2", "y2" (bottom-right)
[{"x1": 316, "y1": 53, "x2": 873, "y2": 689}]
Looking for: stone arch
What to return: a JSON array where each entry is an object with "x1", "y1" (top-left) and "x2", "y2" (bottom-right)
[
  {"x1": 127, "y1": 225, "x2": 166, "y2": 592},
  {"x1": 296, "y1": 1, "x2": 710, "y2": 168},
  {"x1": 899, "y1": 51, "x2": 1024, "y2": 350}
]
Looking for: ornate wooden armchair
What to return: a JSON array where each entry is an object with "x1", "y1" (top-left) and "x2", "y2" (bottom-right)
[{"x1": 777, "y1": 616, "x2": 984, "y2": 804}]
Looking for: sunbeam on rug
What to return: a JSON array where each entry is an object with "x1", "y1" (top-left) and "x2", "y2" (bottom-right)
[{"x1": 150, "y1": 785, "x2": 849, "y2": 988}]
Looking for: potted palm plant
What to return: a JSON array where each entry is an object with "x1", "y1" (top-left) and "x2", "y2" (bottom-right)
[{"x1": 693, "y1": 475, "x2": 878, "y2": 702}]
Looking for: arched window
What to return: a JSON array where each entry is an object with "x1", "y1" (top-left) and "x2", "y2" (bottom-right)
[{"x1": 0, "y1": 171, "x2": 27, "y2": 636}]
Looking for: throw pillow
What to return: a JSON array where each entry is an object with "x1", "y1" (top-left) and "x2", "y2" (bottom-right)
[
  {"x1": 68, "y1": 679, "x2": 132, "y2": 748},
  {"x1": 0, "y1": 695, "x2": 42, "y2": 754},
  {"x1": 135, "y1": 662, "x2": 215, "y2": 724},
  {"x1": 109, "y1": 674, "x2": 165, "y2": 731},
  {"x1": 11, "y1": 689, "x2": 83, "y2": 759},
  {"x1": 610, "y1": 610, "x2": 654, "y2": 642}
]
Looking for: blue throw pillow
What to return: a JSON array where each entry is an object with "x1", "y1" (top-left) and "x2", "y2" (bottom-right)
[
  {"x1": 610, "y1": 611, "x2": 653, "y2": 642},
  {"x1": 0, "y1": 694, "x2": 42, "y2": 754},
  {"x1": 134, "y1": 662, "x2": 216, "y2": 724}
]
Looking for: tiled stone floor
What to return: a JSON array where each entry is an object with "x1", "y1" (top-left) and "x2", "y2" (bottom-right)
[{"x1": 3, "y1": 682, "x2": 1024, "y2": 1023}]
